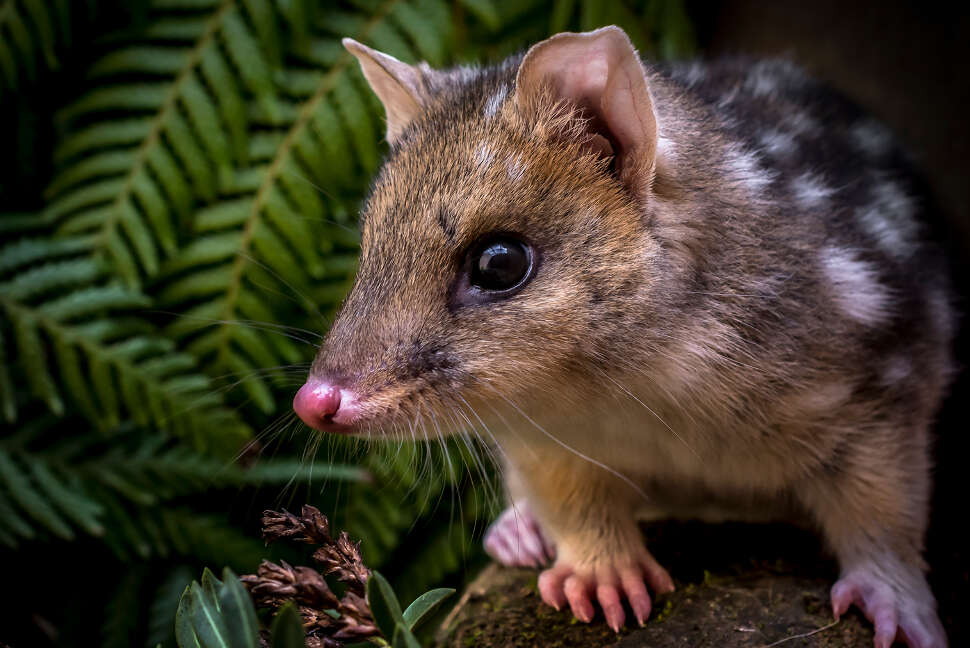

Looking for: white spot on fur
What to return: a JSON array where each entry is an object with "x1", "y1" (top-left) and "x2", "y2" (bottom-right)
[
  {"x1": 881, "y1": 355, "x2": 912, "y2": 386},
  {"x1": 856, "y1": 179, "x2": 919, "y2": 259},
  {"x1": 656, "y1": 319, "x2": 740, "y2": 398},
  {"x1": 820, "y1": 246, "x2": 891, "y2": 325},
  {"x1": 449, "y1": 65, "x2": 479, "y2": 84},
  {"x1": 484, "y1": 84, "x2": 508, "y2": 118},
  {"x1": 791, "y1": 172, "x2": 835, "y2": 208},
  {"x1": 473, "y1": 143, "x2": 495, "y2": 169},
  {"x1": 745, "y1": 67, "x2": 779, "y2": 97},
  {"x1": 717, "y1": 87, "x2": 741, "y2": 108},
  {"x1": 787, "y1": 381, "x2": 854, "y2": 414},
  {"x1": 656, "y1": 135, "x2": 676, "y2": 161},
  {"x1": 743, "y1": 60, "x2": 807, "y2": 98},
  {"x1": 788, "y1": 111, "x2": 820, "y2": 137},
  {"x1": 850, "y1": 119, "x2": 893, "y2": 158},
  {"x1": 725, "y1": 147, "x2": 775, "y2": 196},
  {"x1": 759, "y1": 129, "x2": 797, "y2": 157},
  {"x1": 673, "y1": 61, "x2": 706, "y2": 86},
  {"x1": 506, "y1": 154, "x2": 526, "y2": 182}
]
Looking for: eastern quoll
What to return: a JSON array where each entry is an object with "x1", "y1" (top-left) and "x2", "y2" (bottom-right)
[{"x1": 292, "y1": 26, "x2": 955, "y2": 647}]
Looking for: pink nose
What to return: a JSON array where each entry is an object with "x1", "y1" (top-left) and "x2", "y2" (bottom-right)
[{"x1": 294, "y1": 380, "x2": 351, "y2": 430}]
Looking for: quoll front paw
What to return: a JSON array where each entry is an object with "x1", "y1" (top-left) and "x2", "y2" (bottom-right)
[
  {"x1": 538, "y1": 548, "x2": 674, "y2": 632},
  {"x1": 483, "y1": 504, "x2": 555, "y2": 567},
  {"x1": 831, "y1": 568, "x2": 947, "y2": 648}
]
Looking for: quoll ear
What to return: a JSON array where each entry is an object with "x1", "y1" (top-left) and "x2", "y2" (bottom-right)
[
  {"x1": 515, "y1": 26, "x2": 659, "y2": 195},
  {"x1": 342, "y1": 39, "x2": 427, "y2": 143}
]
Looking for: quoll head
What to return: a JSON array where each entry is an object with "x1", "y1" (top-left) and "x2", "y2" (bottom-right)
[{"x1": 294, "y1": 27, "x2": 667, "y2": 436}]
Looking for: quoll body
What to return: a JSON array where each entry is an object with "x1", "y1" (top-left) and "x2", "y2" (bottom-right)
[{"x1": 292, "y1": 27, "x2": 955, "y2": 648}]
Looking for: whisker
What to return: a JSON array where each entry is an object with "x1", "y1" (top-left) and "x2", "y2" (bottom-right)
[
  {"x1": 603, "y1": 374, "x2": 703, "y2": 462},
  {"x1": 238, "y1": 251, "x2": 329, "y2": 325}
]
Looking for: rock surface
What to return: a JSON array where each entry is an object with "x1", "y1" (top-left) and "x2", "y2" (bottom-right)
[{"x1": 435, "y1": 521, "x2": 876, "y2": 647}]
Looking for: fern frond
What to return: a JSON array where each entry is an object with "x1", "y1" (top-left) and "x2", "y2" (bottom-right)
[
  {"x1": 0, "y1": 238, "x2": 250, "y2": 445},
  {"x1": 0, "y1": 419, "x2": 366, "y2": 548},
  {"x1": 45, "y1": 0, "x2": 306, "y2": 287},
  {"x1": 0, "y1": 0, "x2": 74, "y2": 94},
  {"x1": 0, "y1": 448, "x2": 76, "y2": 540}
]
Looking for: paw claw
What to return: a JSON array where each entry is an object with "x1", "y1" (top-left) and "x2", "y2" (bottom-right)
[
  {"x1": 538, "y1": 548, "x2": 669, "y2": 631},
  {"x1": 830, "y1": 580, "x2": 856, "y2": 619},
  {"x1": 538, "y1": 565, "x2": 570, "y2": 611},
  {"x1": 830, "y1": 568, "x2": 947, "y2": 648},
  {"x1": 564, "y1": 575, "x2": 594, "y2": 622},
  {"x1": 596, "y1": 583, "x2": 625, "y2": 632},
  {"x1": 620, "y1": 569, "x2": 653, "y2": 625}
]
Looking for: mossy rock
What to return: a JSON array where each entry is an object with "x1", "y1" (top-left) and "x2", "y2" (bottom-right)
[{"x1": 435, "y1": 521, "x2": 875, "y2": 647}]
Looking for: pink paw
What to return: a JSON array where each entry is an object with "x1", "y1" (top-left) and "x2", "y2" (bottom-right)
[
  {"x1": 484, "y1": 504, "x2": 555, "y2": 567},
  {"x1": 537, "y1": 549, "x2": 674, "y2": 632},
  {"x1": 831, "y1": 570, "x2": 947, "y2": 648}
]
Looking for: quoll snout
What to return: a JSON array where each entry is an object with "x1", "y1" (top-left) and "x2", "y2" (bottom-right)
[{"x1": 293, "y1": 379, "x2": 359, "y2": 432}]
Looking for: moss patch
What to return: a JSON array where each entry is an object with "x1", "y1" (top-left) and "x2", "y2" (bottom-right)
[{"x1": 435, "y1": 521, "x2": 875, "y2": 647}]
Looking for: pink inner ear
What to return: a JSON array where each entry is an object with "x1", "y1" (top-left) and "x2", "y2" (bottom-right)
[{"x1": 515, "y1": 27, "x2": 658, "y2": 187}]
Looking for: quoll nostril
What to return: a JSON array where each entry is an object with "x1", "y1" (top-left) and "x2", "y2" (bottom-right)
[
  {"x1": 294, "y1": 380, "x2": 342, "y2": 428},
  {"x1": 317, "y1": 386, "x2": 342, "y2": 417}
]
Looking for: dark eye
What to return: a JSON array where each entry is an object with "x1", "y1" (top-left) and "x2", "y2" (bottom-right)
[{"x1": 469, "y1": 236, "x2": 534, "y2": 293}]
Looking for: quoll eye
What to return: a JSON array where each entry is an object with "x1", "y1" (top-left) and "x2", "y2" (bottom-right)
[{"x1": 469, "y1": 235, "x2": 534, "y2": 293}]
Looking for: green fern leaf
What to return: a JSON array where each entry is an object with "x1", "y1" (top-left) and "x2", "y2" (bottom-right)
[
  {"x1": 9, "y1": 310, "x2": 65, "y2": 415},
  {"x1": 45, "y1": 0, "x2": 296, "y2": 287},
  {"x1": 0, "y1": 327, "x2": 16, "y2": 423},
  {"x1": 0, "y1": 448, "x2": 74, "y2": 539},
  {"x1": 0, "y1": 485, "x2": 36, "y2": 545},
  {"x1": 31, "y1": 460, "x2": 106, "y2": 534},
  {"x1": 0, "y1": 251, "x2": 250, "y2": 443},
  {"x1": 0, "y1": 235, "x2": 94, "y2": 275}
]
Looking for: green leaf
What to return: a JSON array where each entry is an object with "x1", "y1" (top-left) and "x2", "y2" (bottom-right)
[
  {"x1": 175, "y1": 568, "x2": 260, "y2": 648},
  {"x1": 402, "y1": 588, "x2": 456, "y2": 631},
  {"x1": 218, "y1": 568, "x2": 261, "y2": 648},
  {"x1": 366, "y1": 571, "x2": 405, "y2": 640},
  {"x1": 269, "y1": 603, "x2": 305, "y2": 648},
  {"x1": 391, "y1": 623, "x2": 421, "y2": 648}
]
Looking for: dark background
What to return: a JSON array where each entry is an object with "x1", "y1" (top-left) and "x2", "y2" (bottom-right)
[{"x1": 690, "y1": 1, "x2": 970, "y2": 643}]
